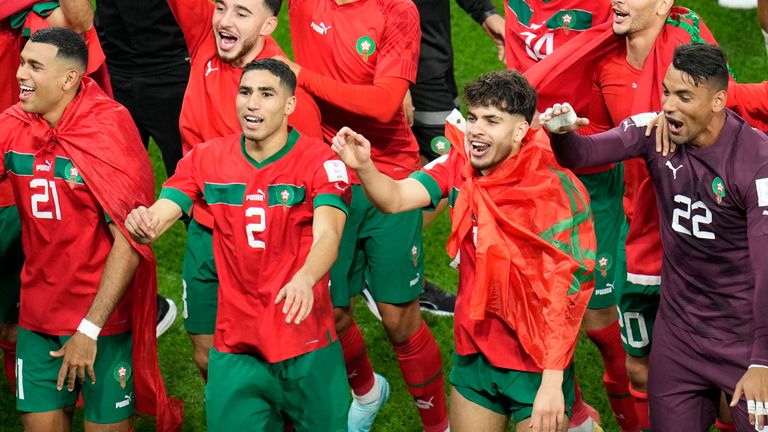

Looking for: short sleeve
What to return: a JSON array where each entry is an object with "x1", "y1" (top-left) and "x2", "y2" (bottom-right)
[
  {"x1": 159, "y1": 148, "x2": 203, "y2": 214},
  {"x1": 374, "y1": 1, "x2": 421, "y2": 83},
  {"x1": 409, "y1": 149, "x2": 460, "y2": 209},
  {"x1": 310, "y1": 158, "x2": 351, "y2": 215}
]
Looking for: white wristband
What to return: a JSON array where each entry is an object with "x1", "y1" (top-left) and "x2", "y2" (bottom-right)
[{"x1": 77, "y1": 318, "x2": 101, "y2": 341}]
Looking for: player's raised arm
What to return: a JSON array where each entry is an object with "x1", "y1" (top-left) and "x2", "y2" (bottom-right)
[
  {"x1": 275, "y1": 205, "x2": 346, "y2": 325},
  {"x1": 332, "y1": 127, "x2": 432, "y2": 213},
  {"x1": 542, "y1": 103, "x2": 651, "y2": 169}
]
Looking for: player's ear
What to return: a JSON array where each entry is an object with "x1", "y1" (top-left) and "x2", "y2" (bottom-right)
[
  {"x1": 284, "y1": 94, "x2": 296, "y2": 116},
  {"x1": 61, "y1": 68, "x2": 81, "y2": 92},
  {"x1": 711, "y1": 88, "x2": 727, "y2": 113},
  {"x1": 657, "y1": 0, "x2": 674, "y2": 16},
  {"x1": 260, "y1": 16, "x2": 278, "y2": 36},
  {"x1": 513, "y1": 119, "x2": 529, "y2": 142}
]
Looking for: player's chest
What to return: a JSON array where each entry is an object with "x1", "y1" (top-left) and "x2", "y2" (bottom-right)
[
  {"x1": 651, "y1": 153, "x2": 743, "y2": 243},
  {"x1": 4, "y1": 148, "x2": 97, "y2": 223}
]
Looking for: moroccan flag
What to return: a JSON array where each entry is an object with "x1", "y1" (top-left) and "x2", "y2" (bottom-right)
[
  {"x1": 0, "y1": 0, "x2": 38, "y2": 20},
  {"x1": 445, "y1": 119, "x2": 596, "y2": 370},
  {"x1": 5, "y1": 78, "x2": 183, "y2": 431}
]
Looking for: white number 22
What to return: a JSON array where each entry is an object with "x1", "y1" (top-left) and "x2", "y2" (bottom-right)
[{"x1": 671, "y1": 194, "x2": 714, "y2": 240}]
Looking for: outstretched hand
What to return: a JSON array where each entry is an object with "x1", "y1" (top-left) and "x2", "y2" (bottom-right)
[
  {"x1": 124, "y1": 206, "x2": 159, "y2": 243},
  {"x1": 645, "y1": 113, "x2": 677, "y2": 156},
  {"x1": 331, "y1": 127, "x2": 373, "y2": 171},
  {"x1": 539, "y1": 103, "x2": 589, "y2": 134}
]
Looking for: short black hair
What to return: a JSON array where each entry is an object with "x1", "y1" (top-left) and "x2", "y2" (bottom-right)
[
  {"x1": 263, "y1": 0, "x2": 282, "y2": 16},
  {"x1": 463, "y1": 70, "x2": 537, "y2": 123},
  {"x1": 29, "y1": 27, "x2": 88, "y2": 72},
  {"x1": 241, "y1": 58, "x2": 296, "y2": 94},
  {"x1": 672, "y1": 44, "x2": 729, "y2": 92}
]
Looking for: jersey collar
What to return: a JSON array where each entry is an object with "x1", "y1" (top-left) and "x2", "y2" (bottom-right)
[{"x1": 240, "y1": 128, "x2": 300, "y2": 169}]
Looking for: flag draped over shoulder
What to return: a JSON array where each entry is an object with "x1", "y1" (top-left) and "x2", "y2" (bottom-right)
[
  {"x1": 5, "y1": 78, "x2": 183, "y2": 432},
  {"x1": 524, "y1": 7, "x2": 717, "y2": 117},
  {"x1": 445, "y1": 126, "x2": 596, "y2": 370}
]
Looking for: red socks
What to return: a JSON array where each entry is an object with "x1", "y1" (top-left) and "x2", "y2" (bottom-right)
[
  {"x1": 586, "y1": 321, "x2": 639, "y2": 430},
  {"x1": 629, "y1": 385, "x2": 649, "y2": 431},
  {"x1": 339, "y1": 321, "x2": 375, "y2": 395},
  {"x1": 715, "y1": 419, "x2": 735, "y2": 432},
  {"x1": 0, "y1": 339, "x2": 16, "y2": 393},
  {"x1": 393, "y1": 322, "x2": 447, "y2": 432},
  {"x1": 568, "y1": 382, "x2": 600, "y2": 426}
]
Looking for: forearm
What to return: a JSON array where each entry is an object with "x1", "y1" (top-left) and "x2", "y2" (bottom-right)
[
  {"x1": 295, "y1": 208, "x2": 346, "y2": 284},
  {"x1": 550, "y1": 128, "x2": 639, "y2": 169},
  {"x1": 84, "y1": 226, "x2": 140, "y2": 327},
  {"x1": 298, "y1": 70, "x2": 408, "y2": 123},
  {"x1": 357, "y1": 162, "x2": 424, "y2": 213},
  {"x1": 455, "y1": 0, "x2": 497, "y2": 25},
  {"x1": 57, "y1": 0, "x2": 94, "y2": 33}
]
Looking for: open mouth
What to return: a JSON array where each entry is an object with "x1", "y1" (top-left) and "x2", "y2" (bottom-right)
[
  {"x1": 666, "y1": 116, "x2": 684, "y2": 134},
  {"x1": 217, "y1": 30, "x2": 239, "y2": 51},
  {"x1": 244, "y1": 115, "x2": 264, "y2": 129},
  {"x1": 470, "y1": 140, "x2": 491, "y2": 157},
  {"x1": 613, "y1": 8, "x2": 629, "y2": 24},
  {"x1": 19, "y1": 84, "x2": 34, "y2": 101}
]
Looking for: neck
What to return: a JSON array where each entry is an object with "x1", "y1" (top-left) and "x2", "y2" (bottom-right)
[
  {"x1": 335, "y1": 0, "x2": 358, "y2": 5},
  {"x1": 625, "y1": 19, "x2": 666, "y2": 69},
  {"x1": 42, "y1": 90, "x2": 78, "y2": 129},
  {"x1": 244, "y1": 125, "x2": 290, "y2": 163},
  {"x1": 689, "y1": 112, "x2": 727, "y2": 149},
  {"x1": 233, "y1": 37, "x2": 267, "y2": 68}
]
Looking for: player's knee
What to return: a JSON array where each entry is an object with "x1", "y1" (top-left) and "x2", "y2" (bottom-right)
[
  {"x1": 380, "y1": 301, "x2": 422, "y2": 345},
  {"x1": 334, "y1": 306, "x2": 353, "y2": 335},
  {"x1": 625, "y1": 355, "x2": 649, "y2": 391},
  {"x1": 0, "y1": 323, "x2": 17, "y2": 343}
]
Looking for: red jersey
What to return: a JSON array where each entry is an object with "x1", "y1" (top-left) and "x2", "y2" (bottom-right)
[
  {"x1": 168, "y1": 0, "x2": 323, "y2": 228},
  {"x1": 288, "y1": 0, "x2": 421, "y2": 180},
  {"x1": 504, "y1": 0, "x2": 611, "y2": 72},
  {"x1": 160, "y1": 130, "x2": 350, "y2": 362},
  {"x1": 0, "y1": 110, "x2": 131, "y2": 336}
]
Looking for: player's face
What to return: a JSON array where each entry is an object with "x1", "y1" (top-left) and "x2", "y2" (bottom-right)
[
  {"x1": 611, "y1": 0, "x2": 663, "y2": 36},
  {"x1": 16, "y1": 41, "x2": 79, "y2": 119},
  {"x1": 237, "y1": 69, "x2": 296, "y2": 143},
  {"x1": 212, "y1": 0, "x2": 277, "y2": 67},
  {"x1": 661, "y1": 66, "x2": 723, "y2": 146},
  {"x1": 465, "y1": 105, "x2": 529, "y2": 175}
]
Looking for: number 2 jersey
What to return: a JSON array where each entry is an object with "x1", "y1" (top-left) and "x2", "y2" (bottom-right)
[
  {"x1": 550, "y1": 111, "x2": 768, "y2": 365},
  {"x1": 160, "y1": 130, "x2": 350, "y2": 362}
]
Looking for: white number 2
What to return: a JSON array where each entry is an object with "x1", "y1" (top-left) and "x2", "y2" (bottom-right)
[
  {"x1": 245, "y1": 207, "x2": 266, "y2": 249},
  {"x1": 30, "y1": 178, "x2": 61, "y2": 220},
  {"x1": 671, "y1": 194, "x2": 715, "y2": 240}
]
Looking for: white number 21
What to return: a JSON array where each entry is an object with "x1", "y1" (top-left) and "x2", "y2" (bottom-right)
[{"x1": 30, "y1": 178, "x2": 61, "y2": 220}]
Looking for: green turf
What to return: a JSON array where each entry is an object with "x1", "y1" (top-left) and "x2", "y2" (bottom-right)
[{"x1": 1, "y1": 1, "x2": 766, "y2": 430}]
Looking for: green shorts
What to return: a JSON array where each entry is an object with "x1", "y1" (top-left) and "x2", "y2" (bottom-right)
[
  {"x1": 0, "y1": 205, "x2": 22, "y2": 324},
  {"x1": 15, "y1": 327, "x2": 134, "y2": 424},
  {"x1": 206, "y1": 341, "x2": 349, "y2": 432},
  {"x1": 182, "y1": 218, "x2": 218, "y2": 334},
  {"x1": 330, "y1": 185, "x2": 424, "y2": 307},
  {"x1": 577, "y1": 165, "x2": 628, "y2": 310},
  {"x1": 449, "y1": 352, "x2": 575, "y2": 421},
  {"x1": 617, "y1": 278, "x2": 659, "y2": 357}
]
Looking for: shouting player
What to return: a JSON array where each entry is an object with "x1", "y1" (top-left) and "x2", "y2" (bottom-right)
[
  {"x1": 166, "y1": 0, "x2": 321, "y2": 379},
  {"x1": 542, "y1": 43, "x2": 768, "y2": 432},
  {"x1": 125, "y1": 58, "x2": 350, "y2": 432},
  {"x1": 1, "y1": 27, "x2": 179, "y2": 431},
  {"x1": 332, "y1": 70, "x2": 595, "y2": 432}
]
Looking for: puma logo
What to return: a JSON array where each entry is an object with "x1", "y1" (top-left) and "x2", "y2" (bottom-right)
[
  {"x1": 416, "y1": 397, "x2": 435, "y2": 410},
  {"x1": 311, "y1": 21, "x2": 332, "y2": 35},
  {"x1": 622, "y1": 120, "x2": 632, "y2": 131},
  {"x1": 205, "y1": 60, "x2": 219, "y2": 77},
  {"x1": 666, "y1": 161, "x2": 683, "y2": 179}
]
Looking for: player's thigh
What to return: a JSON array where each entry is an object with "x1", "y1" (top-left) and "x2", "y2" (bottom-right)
[
  {"x1": 449, "y1": 386, "x2": 508, "y2": 432},
  {"x1": 0, "y1": 205, "x2": 22, "y2": 325},
  {"x1": 329, "y1": 186, "x2": 367, "y2": 308},
  {"x1": 617, "y1": 280, "x2": 659, "y2": 357},
  {"x1": 281, "y1": 341, "x2": 349, "y2": 432},
  {"x1": 182, "y1": 219, "x2": 218, "y2": 335},
  {"x1": 206, "y1": 348, "x2": 284, "y2": 431},
  {"x1": 361, "y1": 202, "x2": 424, "y2": 304},
  {"x1": 449, "y1": 352, "x2": 576, "y2": 425},
  {"x1": 79, "y1": 332, "x2": 135, "y2": 425},
  {"x1": 577, "y1": 167, "x2": 627, "y2": 309},
  {"x1": 16, "y1": 328, "x2": 78, "y2": 414},
  {"x1": 707, "y1": 340, "x2": 754, "y2": 432},
  {"x1": 648, "y1": 317, "x2": 718, "y2": 431},
  {"x1": 21, "y1": 407, "x2": 74, "y2": 432}
]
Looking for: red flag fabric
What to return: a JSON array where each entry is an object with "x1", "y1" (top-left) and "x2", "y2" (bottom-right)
[
  {"x1": 445, "y1": 126, "x2": 596, "y2": 370},
  {"x1": 4, "y1": 78, "x2": 183, "y2": 431},
  {"x1": 0, "y1": 0, "x2": 38, "y2": 20}
]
